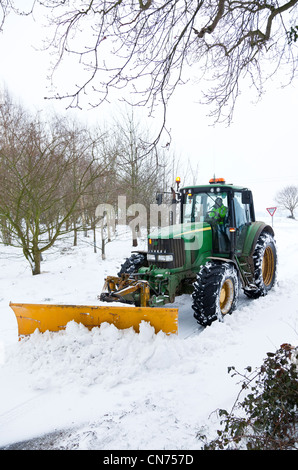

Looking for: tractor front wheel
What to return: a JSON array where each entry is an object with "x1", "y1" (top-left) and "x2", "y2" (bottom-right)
[
  {"x1": 192, "y1": 261, "x2": 239, "y2": 327},
  {"x1": 118, "y1": 253, "x2": 147, "y2": 276}
]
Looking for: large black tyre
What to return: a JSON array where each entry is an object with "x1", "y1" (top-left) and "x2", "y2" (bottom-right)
[
  {"x1": 192, "y1": 261, "x2": 239, "y2": 327},
  {"x1": 118, "y1": 253, "x2": 146, "y2": 276},
  {"x1": 244, "y1": 232, "x2": 277, "y2": 299}
]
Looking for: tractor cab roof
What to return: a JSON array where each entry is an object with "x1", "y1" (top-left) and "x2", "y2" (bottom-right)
[{"x1": 180, "y1": 177, "x2": 250, "y2": 194}]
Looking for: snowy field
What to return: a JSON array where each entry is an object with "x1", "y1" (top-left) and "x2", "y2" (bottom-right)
[{"x1": 0, "y1": 215, "x2": 297, "y2": 450}]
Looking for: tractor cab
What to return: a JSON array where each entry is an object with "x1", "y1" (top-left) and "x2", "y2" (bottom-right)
[{"x1": 180, "y1": 178, "x2": 255, "y2": 256}]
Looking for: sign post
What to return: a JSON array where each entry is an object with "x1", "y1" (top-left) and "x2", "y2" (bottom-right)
[{"x1": 266, "y1": 207, "x2": 277, "y2": 227}]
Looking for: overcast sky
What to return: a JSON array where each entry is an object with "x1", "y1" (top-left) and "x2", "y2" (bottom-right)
[{"x1": 0, "y1": 8, "x2": 297, "y2": 216}]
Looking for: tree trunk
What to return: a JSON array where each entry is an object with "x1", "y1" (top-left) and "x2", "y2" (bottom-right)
[
  {"x1": 73, "y1": 220, "x2": 78, "y2": 246},
  {"x1": 32, "y1": 251, "x2": 41, "y2": 275},
  {"x1": 101, "y1": 224, "x2": 106, "y2": 259},
  {"x1": 101, "y1": 237, "x2": 106, "y2": 260},
  {"x1": 93, "y1": 222, "x2": 97, "y2": 253},
  {"x1": 132, "y1": 224, "x2": 138, "y2": 247},
  {"x1": 0, "y1": 217, "x2": 11, "y2": 245}
]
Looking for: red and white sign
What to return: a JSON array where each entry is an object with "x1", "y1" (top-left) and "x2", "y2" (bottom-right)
[{"x1": 266, "y1": 207, "x2": 277, "y2": 216}]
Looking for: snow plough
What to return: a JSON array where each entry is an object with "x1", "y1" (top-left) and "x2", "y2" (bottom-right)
[{"x1": 10, "y1": 178, "x2": 277, "y2": 338}]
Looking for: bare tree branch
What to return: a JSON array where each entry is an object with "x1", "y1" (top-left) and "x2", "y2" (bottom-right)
[{"x1": 4, "y1": 1, "x2": 298, "y2": 132}]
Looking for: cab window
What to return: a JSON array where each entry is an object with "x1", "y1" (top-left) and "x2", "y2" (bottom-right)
[
  {"x1": 183, "y1": 191, "x2": 228, "y2": 224},
  {"x1": 234, "y1": 192, "x2": 251, "y2": 227}
]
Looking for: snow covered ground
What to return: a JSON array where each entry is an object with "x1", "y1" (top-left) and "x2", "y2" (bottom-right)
[{"x1": 0, "y1": 216, "x2": 297, "y2": 449}]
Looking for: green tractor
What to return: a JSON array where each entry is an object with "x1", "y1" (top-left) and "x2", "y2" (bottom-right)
[{"x1": 100, "y1": 177, "x2": 277, "y2": 329}]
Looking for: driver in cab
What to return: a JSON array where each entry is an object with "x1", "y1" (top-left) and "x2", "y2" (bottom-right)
[{"x1": 208, "y1": 197, "x2": 227, "y2": 225}]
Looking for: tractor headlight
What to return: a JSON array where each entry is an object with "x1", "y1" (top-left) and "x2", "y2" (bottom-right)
[
  {"x1": 157, "y1": 254, "x2": 174, "y2": 262},
  {"x1": 147, "y1": 254, "x2": 156, "y2": 261}
]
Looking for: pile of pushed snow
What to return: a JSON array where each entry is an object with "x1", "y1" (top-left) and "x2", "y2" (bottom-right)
[{"x1": 5, "y1": 321, "x2": 192, "y2": 391}]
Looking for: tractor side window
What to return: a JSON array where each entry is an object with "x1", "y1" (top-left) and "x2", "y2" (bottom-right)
[
  {"x1": 183, "y1": 194, "x2": 194, "y2": 222},
  {"x1": 234, "y1": 192, "x2": 251, "y2": 227},
  {"x1": 234, "y1": 191, "x2": 251, "y2": 254}
]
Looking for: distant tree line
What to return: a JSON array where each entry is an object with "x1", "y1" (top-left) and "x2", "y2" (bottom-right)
[{"x1": 0, "y1": 90, "x2": 178, "y2": 274}]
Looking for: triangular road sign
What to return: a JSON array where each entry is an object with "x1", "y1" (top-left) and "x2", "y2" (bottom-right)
[{"x1": 266, "y1": 207, "x2": 277, "y2": 216}]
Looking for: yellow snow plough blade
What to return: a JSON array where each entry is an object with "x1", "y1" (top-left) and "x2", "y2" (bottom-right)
[{"x1": 9, "y1": 302, "x2": 178, "y2": 338}]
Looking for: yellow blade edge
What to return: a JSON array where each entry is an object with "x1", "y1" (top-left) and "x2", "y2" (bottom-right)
[{"x1": 9, "y1": 302, "x2": 179, "y2": 337}]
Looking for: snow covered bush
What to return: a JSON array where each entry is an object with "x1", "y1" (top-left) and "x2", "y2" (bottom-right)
[{"x1": 201, "y1": 343, "x2": 298, "y2": 450}]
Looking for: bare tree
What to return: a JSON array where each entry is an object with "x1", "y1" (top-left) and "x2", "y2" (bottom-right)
[
  {"x1": 275, "y1": 185, "x2": 298, "y2": 218},
  {"x1": 0, "y1": 92, "x2": 109, "y2": 274},
  {"x1": 80, "y1": 136, "x2": 118, "y2": 256},
  {"x1": 0, "y1": 0, "x2": 10, "y2": 31},
  {"x1": 6, "y1": 0, "x2": 298, "y2": 135},
  {"x1": 113, "y1": 108, "x2": 170, "y2": 245}
]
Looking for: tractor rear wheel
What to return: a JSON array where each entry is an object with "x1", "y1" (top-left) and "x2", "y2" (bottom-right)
[
  {"x1": 192, "y1": 261, "x2": 239, "y2": 327},
  {"x1": 244, "y1": 232, "x2": 277, "y2": 299}
]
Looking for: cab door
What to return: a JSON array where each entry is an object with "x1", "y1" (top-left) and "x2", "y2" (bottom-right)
[{"x1": 233, "y1": 191, "x2": 252, "y2": 254}]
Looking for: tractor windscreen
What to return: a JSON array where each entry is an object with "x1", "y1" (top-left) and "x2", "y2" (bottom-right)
[{"x1": 183, "y1": 191, "x2": 228, "y2": 224}]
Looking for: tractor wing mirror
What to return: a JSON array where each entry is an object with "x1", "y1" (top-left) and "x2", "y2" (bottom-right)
[{"x1": 242, "y1": 190, "x2": 253, "y2": 205}]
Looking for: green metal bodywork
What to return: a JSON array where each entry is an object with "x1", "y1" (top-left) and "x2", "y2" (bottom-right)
[
  {"x1": 138, "y1": 222, "x2": 213, "y2": 306},
  {"x1": 147, "y1": 221, "x2": 213, "y2": 264},
  {"x1": 135, "y1": 183, "x2": 274, "y2": 307},
  {"x1": 242, "y1": 222, "x2": 273, "y2": 257}
]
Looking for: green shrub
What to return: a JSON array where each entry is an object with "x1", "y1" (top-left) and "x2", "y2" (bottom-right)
[{"x1": 200, "y1": 344, "x2": 298, "y2": 450}]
